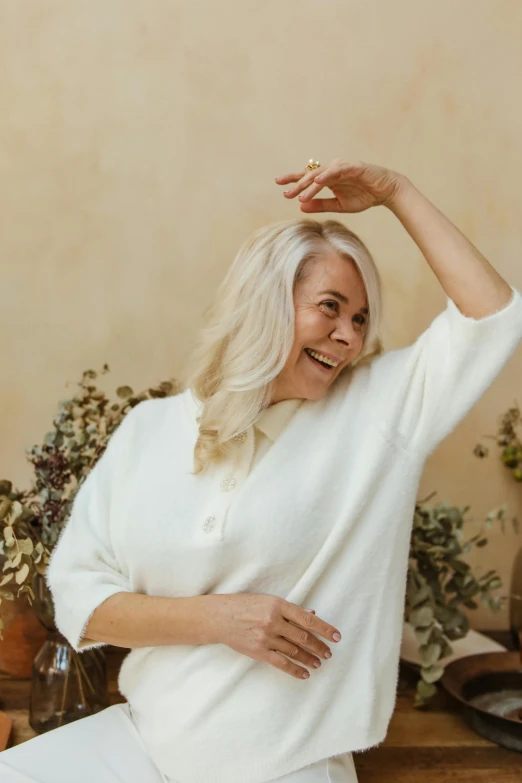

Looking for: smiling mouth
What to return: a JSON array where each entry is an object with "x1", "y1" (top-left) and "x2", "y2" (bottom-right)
[{"x1": 303, "y1": 348, "x2": 336, "y2": 373}]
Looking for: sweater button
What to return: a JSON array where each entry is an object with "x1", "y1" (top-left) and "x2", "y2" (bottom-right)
[
  {"x1": 220, "y1": 474, "x2": 237, "y2": 492},
  {"x1": 203, "y1": 515, "x2": 216, "y2": 532}
]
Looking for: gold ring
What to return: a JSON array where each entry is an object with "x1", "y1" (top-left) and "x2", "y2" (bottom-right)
[{"x1": 305, "y1": 159, "x2": 321, "y2": 171}]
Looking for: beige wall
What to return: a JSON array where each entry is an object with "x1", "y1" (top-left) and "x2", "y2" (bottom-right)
[{"x1": 1, "y1": 0, "x2": 521, "y2": 630}]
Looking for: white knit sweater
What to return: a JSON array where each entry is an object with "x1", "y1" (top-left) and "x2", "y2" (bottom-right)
[{"x1": 46, "y1": 286, "x2": 522, "y2": 783}]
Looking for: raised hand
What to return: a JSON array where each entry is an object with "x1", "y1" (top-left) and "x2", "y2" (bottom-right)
[{"x1": 275, "y1": 158, "x2": 405, "y2": 214}]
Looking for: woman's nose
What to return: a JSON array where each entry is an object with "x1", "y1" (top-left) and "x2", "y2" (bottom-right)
[{"x1": 332, "y1": 321, "x2": 358, "y2": 343}]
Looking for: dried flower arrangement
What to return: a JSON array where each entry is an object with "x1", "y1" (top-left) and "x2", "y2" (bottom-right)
[
  {"x1": 0, "y1": 367, "x2": 515, "y2": 710},
  {"x1": 406, "y1": 497, "x2": 516, "y2": 706},
  {"x1": 473, "y1": 401, "x2": 522, "y2": 482},
  {"x1": 0, "y1": 365, "x2": 182, "y2": 636},
  {"x1": 404, "y1": 400, "x2": 521, "y2": 706}
]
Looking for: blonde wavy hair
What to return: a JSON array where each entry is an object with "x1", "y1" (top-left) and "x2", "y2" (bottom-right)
[{"x1": 182, "y1": 218, "x2": 384, "y2": 475}]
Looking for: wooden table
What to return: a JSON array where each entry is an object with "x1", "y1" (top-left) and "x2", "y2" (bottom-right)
[{"x1": 1, "y1": 632, "x2": 520, "y2": 782}]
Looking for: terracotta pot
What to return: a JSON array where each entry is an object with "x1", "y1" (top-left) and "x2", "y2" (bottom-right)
[{"x1": 0, "y1": 590, "x2": 48, "y2": 679}]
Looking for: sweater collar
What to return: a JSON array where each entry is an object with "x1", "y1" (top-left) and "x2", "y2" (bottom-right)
[
  {"x1": 185, "y1": 388, "x2": 303, "y2": 443},
  {"x1": 254, "y1": 399, "x2": 303, "y2": 442}
]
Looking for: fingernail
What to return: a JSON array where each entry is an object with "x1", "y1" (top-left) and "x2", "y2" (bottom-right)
[
  {"x1": 333, "y1": 632, "x2": 342, "y2": 642},
  {"x1": 304, "y1": 608, "x2": 315, "y2": 613}
]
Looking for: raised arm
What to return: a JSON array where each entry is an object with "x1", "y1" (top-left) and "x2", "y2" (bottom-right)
[
  {"x1": 276, "y1": 158, "x2": 522, "y2": 458},
  {"x1": 384, "y1": 175, "x2": 512, "y2": 318},
  {"x1": 276, "y1": 157, "x2": 513, "y2": 318}
]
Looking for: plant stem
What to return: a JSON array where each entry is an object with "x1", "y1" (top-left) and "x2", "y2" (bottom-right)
[
  {"x1": 58, "y1": 645, "x2": 70, "y2": 728},
  {"x1": 72, "y1": 651, "x2": 90, "y2": 716}
]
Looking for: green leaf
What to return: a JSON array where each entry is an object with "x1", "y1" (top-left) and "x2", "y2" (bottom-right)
[
  {"x1": 410, "y1": 606, "x2": 434, "y2": 628},
  {"x1": 419, "y1": 643, "x2": 442, "y2": 667},
  {"x1": 410, "y1": 585, "x2": 432, "y2": 607},
  {"x1": 421, "y1": 664, "x2": 445, "y2": 684},
  {"x1": 413, "y1": 626, "x2": 434, "y2": 646},
  {"x1": 417, "y1": 679, "x2": 438, "y2": 699}
]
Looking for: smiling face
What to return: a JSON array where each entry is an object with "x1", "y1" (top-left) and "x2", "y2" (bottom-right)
[{"x1": 270, "y1": 251, "x2": 369, "y2": 404}]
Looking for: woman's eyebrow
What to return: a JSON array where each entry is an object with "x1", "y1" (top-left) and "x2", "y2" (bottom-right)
[{"x1": 318, "y1": 289, "x2": 369, "y2": 314}]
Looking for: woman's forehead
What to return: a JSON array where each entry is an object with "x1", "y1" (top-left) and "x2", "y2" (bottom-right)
[{"x1": 300, "y1": 257, "x2": 368, "y2": 306}]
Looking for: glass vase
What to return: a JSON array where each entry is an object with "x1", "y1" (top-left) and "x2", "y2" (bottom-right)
[{"x1": 28, "y1": 572, "x2": 109, "y2": 734}]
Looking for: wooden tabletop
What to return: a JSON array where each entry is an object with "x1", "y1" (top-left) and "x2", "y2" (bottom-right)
[{"x1": 1, "y1": 632, "x2": 520, "y2": 782}]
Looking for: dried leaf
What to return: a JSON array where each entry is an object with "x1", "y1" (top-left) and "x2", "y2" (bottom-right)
[
  {"x1": 0, "y1": 498, "x2": 12, "y2": 520},
  {"x1": 18, "y1": 538, "x2": 34, "y2": 556},
  {"x1": 0, "y1": 480, "x2": 13, "y2": 497},
  {"x1": 10, "y1": 501, "x2": 23, "y2": 521},
  {"x1": 15, "y1": 563, "x2": 29, "y2": 585}
]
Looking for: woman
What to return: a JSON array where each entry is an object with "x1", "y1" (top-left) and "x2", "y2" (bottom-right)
[{"x1": 2, "y1": 159, "x2": 521, "y2": 783}]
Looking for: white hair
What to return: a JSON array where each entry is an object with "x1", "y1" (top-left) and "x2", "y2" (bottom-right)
[{"x1": 182, "y1": 218, "x2": 384, "y2": 475}]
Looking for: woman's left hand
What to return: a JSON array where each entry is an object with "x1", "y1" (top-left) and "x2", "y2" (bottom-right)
[{"x1": 275, "y1": 158, "x2": 405, "y2": 213}]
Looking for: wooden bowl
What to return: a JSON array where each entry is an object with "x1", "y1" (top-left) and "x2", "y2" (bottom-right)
[{"x1": 441, "y1": 652, "x2": 522, "y2": 753}]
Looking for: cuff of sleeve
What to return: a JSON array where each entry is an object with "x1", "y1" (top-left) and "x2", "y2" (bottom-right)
[
  {"x1": 445, "y1": 285, "x2": 521, "y2": 327},
  {"x1": 48, "y1": 578, "x2": 132, "y2": 653}
]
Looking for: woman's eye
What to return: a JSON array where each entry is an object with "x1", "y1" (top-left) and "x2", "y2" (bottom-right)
[
  {"x1": 321, "y1": 300, "x2": 338, "y2": 312},
  {"x1": 322, "y1": 301, "x2": 367, "y2": 326}
]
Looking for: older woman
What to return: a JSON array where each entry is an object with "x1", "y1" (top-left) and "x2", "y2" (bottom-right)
[{"x1": 2, "y1": 159, "x2": 521, "y2": 783}]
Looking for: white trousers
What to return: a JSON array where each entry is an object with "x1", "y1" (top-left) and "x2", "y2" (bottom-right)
[{"x1": 0, "y1": 703, "x2": 359, "y2": 783}]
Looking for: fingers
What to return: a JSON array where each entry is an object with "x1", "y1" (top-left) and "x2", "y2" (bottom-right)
[
  {"x1": 266, "y1": 649, "x2": 312, "y2": 680},
  {"x1": 275, "y1": 164, "x2": 343, "y2": 213},
  {"x1": 297, "y1": 181, "x2": 324, "y2": 202},
  {"x1": 276, "y1": 637, "x2": 322, "y2": 670},
  {"x1": 314, "y1": 160, "x2": 365, "y2": 185},
  {"x1": 287, "y1": 624, "x2": 333, "y2": 659},
  {"x1": 274, "y1": 171, "x2": 307, "y2": 184},
  {"x1": 313, "y1": 163, "x2": 344, "y2": 185},
  {"x1": 275, "y1": 166, "x2": 327, "y2": 198},
  {"x1": 276, "y1": 160, "x2": 361, "y2": 196},
  {"x1": 284, "y1": 600, "x2": 341, "y2": 645},
  {"x1": 281, "y1": 617, "x2": 333, "y2": 659},
  {"x1": 299, "y1": 198, "x2": 342, "y2": 213}
]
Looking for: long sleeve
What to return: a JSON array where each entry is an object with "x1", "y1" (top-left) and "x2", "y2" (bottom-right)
[
  {"x1": 369, "y1": 285, "x2": 522, "y2": 459},
  {"x1": 44, "y1": 404, "x2": 141, "y2": 652}
]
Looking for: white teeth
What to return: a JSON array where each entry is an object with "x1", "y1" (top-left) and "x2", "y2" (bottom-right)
[{"x1": 305, "y1": 348, "x2": 338, "y2": 367}]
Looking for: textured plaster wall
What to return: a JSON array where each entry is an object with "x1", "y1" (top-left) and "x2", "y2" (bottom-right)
[{"x1": 1, "y1": 0, "x2": 521, "y2": 629}]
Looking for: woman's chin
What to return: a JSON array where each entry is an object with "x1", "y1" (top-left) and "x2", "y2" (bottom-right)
[{"x1": 298, "y1": 378, "x2": 332, "y2": 400}]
